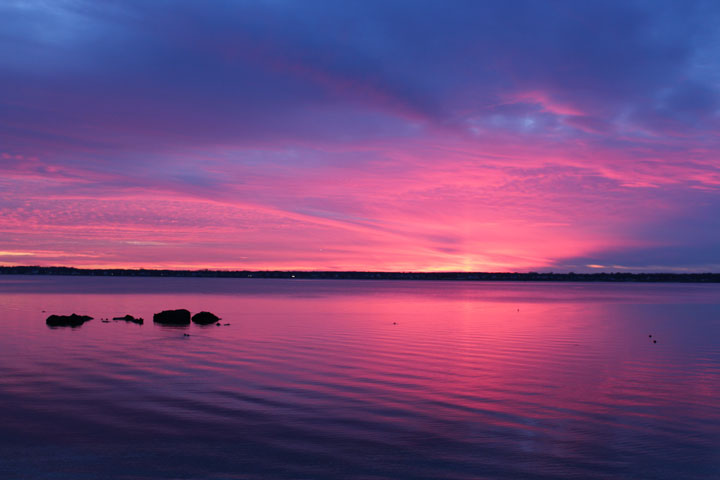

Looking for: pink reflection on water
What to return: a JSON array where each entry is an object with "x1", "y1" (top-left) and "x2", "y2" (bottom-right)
[{"x1": 0, "y1": 278, "x2": 719, "y2": 478}]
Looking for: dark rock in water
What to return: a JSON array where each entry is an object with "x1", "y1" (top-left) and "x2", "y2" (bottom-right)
[
  {"x1": 113, "y1": 314, "x2": 144, "y2": 325},
  {"x1": 102, "y1": 320, "x2": 110, "y2": 323},
  {"x1": 192, "y1": 311, "x2": 221, "y2": 325},
  {"x1": 216, "y1": 323, "x2": 221, "y2": 326},
  {"x1": 46, "y1": 314, "x2": 93, "y2": 327},
  {"x1": 153, "y1": 309, "x2": 191, "y2": 325}
]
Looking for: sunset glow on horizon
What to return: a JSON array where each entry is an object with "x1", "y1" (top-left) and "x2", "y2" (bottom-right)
[{"x1": 2, "y1": 1, "x2": 720, "y2": 272}]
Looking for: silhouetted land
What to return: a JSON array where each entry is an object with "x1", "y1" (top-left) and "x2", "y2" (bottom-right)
[{"x1": 2, "y1": 266, "x2": 720, "y2": 282}]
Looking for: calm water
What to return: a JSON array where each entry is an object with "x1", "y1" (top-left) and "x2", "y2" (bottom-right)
[{"x1": 0, "y1": 276, "x2": 719, "y2": 479}]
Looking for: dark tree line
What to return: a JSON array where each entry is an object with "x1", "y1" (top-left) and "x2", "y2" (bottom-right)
[{"x1": 2, "y1": 266, "x2": 719, "y2": 282}]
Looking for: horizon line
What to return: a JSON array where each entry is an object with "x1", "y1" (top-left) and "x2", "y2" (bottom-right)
[{"x1": 2, "y1": 265, "x2": 720, "y2": 281}]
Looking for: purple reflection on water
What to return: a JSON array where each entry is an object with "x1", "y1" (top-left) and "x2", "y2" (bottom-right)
[{"x1": 1, "y1": 276, "x2": 719, "y2": 479}]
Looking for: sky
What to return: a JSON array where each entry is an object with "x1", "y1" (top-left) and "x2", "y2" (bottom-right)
[{"x1": 1, "y1": 0, "x2": 720, "y2": 272}]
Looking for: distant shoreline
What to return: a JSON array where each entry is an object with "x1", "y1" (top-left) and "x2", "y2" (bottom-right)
[{"x1": 1, "y1": 266, "x2": 719, "y2": 283}]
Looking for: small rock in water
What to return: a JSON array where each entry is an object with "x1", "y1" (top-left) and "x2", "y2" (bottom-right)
[
  {"x1": 649, "y1": 334, "x2": 652, "y2": 338},
  {"x1": 183, "y1": 333, "x2": 190, "y2": 337},
  {"x1": 102, "y1": 319, "x2": 110, "y2": 323},
  {"x1": 113, "y1": 314, "x2": 144, "y2": 325},
  {"x1": 192, "y1": 311, "x2": 221, "y2": 325},
  {"x1": 653, "y1": 340, "x2": 657, "y2": 343},
  {"x1": 153, "y1": 309, "x2": 191, "y2": 325},
  {"x1": 224, "y1": 323, "x2": 230, "y2": 326},
  {"x1": 46, "y1": 313, "x2": 93, "y2": 327},
  {"x1": 216, "y1": 323, "x2": 221, "y2": 326}
]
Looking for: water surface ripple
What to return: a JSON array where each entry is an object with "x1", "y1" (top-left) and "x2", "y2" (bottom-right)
[{"x1": 0, "y1": 277, "x2": 719, "y2": 479}]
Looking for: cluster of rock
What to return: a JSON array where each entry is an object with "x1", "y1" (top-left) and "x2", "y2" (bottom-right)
[
  {"x1": 47, "y1": 310, "x2": 221, "y2": 328},
  {"x1": 153, "y1": 309, "x2": 221, "y2": 325}
]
